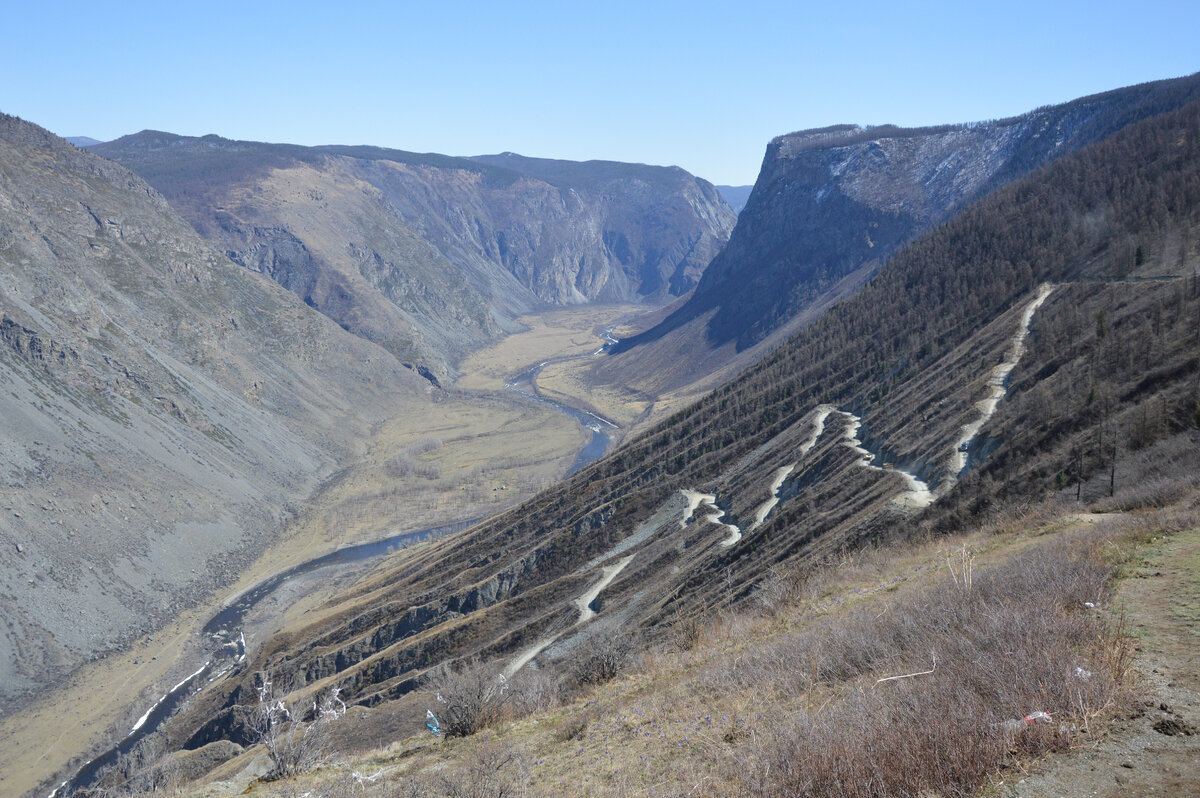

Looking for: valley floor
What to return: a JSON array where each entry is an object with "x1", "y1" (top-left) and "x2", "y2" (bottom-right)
[
  {"x1": 2, "y1": 306, "x2": 673, "y2": 798},
  {"x1": 456, "y1": 303, "x2": 662, "y2": 434}
]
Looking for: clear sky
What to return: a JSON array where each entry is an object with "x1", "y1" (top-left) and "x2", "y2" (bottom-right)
[{"x1": 4, "y1": 0, "x2": 1198, "y2": 185}]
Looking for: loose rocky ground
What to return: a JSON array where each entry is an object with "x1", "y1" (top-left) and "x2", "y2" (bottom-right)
[{"x1": 0, "y1": 309, "x2": 659, "y2": 798}]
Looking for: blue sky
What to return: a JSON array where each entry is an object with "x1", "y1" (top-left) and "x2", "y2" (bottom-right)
[{"x1": 4, "y1": 0, "x2": 1198, "y2": 184}]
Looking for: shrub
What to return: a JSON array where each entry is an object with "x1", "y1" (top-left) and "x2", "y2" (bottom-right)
[
  {"x1": 751, "y1": 563, "x2": 803, "y2": 616},
  {"x1": 570, "y1": 628, "x2": 640, "y2": 686},
  {"x1": 427, "y1": 659, "x2": 512, "y2": 738},
  {"x1": 434, "y1": 739, "x2": 528, "y2": 798},
  {"x1": 1092, "y1": 473, "x2": 1200, "y2": 511},
  {"x1": 736, "y1": 535, "x2": 1130, "y2": 797},
  {"x1": 250, "y1": 674, "x2": 346, "y2": 779},
  {"x1": 506, "y1": 666, "x2": 561, "y2": 716},
  {"x1": 668, "y1": 608, "x2": 703, "y2": 652}
]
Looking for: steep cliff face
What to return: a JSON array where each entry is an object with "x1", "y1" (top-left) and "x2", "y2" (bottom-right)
[
  {"x1": 470, "y1": 152, "x2": 734, "y2": 301},
  {"x1": 0, "y1": 115, "x2": 424, "y2": 702},
  {"x1": 92, "y1": 136, "x2": 735, "y2": 375},
  {"x1": 615, "y1": 73, "x2": 1200, "y2": 363},
  {"x1": 152, "y1": 98, "x2": 1200, "y2": 764}
]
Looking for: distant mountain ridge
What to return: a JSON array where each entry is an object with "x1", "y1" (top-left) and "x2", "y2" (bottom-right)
[
  {"x1": 0, "y1": 114, "x2": 426, "y2": 704},
  {"x1": 716, "y1": 184, "x2": 753, "y2": 213},
  {"x1": 613, "y1": 72, "x2": 1200, "y2": 366},
  {"x1": 93, "y1": 135, "x2": 736, "y2": 375},
  {"x1": 155, "y1": 92, "x2": 1200, "y2": 774}
]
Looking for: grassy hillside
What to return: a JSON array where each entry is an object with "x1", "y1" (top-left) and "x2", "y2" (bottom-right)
[
  {"x1": 3, "y1": 116, "x2": 629, "y2": 798},
  {"x1": 91, "y1": 498, "x2": 1200, "y2": 796},
  {"x1": 88, "y1": 93, "x2": 1200, "y2": 798}
]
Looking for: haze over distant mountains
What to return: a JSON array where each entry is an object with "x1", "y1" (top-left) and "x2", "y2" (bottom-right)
[
  {"x1": 715, "y1": 184, "x2": 753, "y2": 213},
  {"x1": 91, "y1": 135, "x2": 736, "y2": 377},
  {"x1": 6, "y1": 71, "x2": 1200, "y2": 797},
  {"x1": 148, "y1": 77, "x2": 1200, "y2": 776}
]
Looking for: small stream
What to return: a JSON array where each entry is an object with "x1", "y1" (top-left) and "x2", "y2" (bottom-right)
[
  {"x1": 51, "y1": 328, "x2": 625, "y2": 796},
  {"x1": 49, "y1": 519, "x2": 472, "y2": 797}
]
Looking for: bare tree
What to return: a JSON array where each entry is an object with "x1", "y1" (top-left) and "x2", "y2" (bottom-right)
[
  {"x1": 428, "y1": 660, "x2": 511, "y2": 738},
  {"x1": 571, "y1": 628, "x2": 640, "y2": 686},
  {"x1": 250, "y1": 673, "x2": 346, "y2": 779},
  {"x1": 435, "y1": 739, "x2": 528, "y2": 798}
]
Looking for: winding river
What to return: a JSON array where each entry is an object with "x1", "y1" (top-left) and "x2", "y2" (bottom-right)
[
  {"x1": 49, "y1": 519, "x2": 475, "y2": 797},
  {"x1": 50, "y1": 331, "x2": 624, "y2": 795},
  {"x1": 506, "y1": 360, "x2": 618, "y2": 476},
  {"x1": 504, "y1": 324, "x2": 621, "y2": 476}
]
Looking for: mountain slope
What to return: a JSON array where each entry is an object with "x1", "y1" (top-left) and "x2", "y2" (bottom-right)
[
  {"x1": 91, "y1": 136, "x2": 736, "y2": 376},
  {"x1": 603, "y1": 72, "x2": 1200, "y2": 396},
  {"x1": 716, "y1": 184, "x2": 753, "y2": 214},
  {"x1": 150, "y1": 94, "x2": 1200, "y2": 774},
  {"x1": 0, "y1": 114, "x2": 428, "y2": 704},
  {"x1": 469, "y1": 152, "x2": 734, "y2": 299}
]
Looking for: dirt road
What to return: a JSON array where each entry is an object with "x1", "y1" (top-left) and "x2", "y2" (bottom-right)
[{"x1": 1009, "y1": 526, "x2": 1200, "y2": 796}]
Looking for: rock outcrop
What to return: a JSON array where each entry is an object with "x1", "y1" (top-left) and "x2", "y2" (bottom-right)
[
  {"x1": 611, "y1": 73, "x2": 1200, "y2": 374},
  {"x1": 92, "y1": 136, "x2": 736, "y2": 376},
  {"x1": 156, "y1": 92, "x2": 1200, "y2": 764}
]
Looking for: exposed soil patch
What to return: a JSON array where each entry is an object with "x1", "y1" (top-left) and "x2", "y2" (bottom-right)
[
  {"x1": 1007, "y1": 526, "x2": 1200, "y2": 797},
  {"x1": 1153, "y1": 716, "x2": 1197, "y2": 736}
]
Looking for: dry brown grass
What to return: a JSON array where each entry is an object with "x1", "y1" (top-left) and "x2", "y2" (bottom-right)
[
  {"x1": 307, "y1": 396, "x2": 583, "y2": 547},
  {"x1": 455, "y1": 305, "x2": 643, "y2": 394},
  {"x1": 152, "y1": 502, "x2": 1199, "y2": 798},
  {"x1": 11, "y1": 391, "x2": 589, "y2": 798},
  {"x1": 739, "y1": 535, "x2": 1129, "y2": 797},
  {"x1": 1093, "y1": 474, "x2": 1200, "y2": 512}
]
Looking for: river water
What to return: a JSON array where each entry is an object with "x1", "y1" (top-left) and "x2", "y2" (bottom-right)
[
  {"x1": 49, "y1": 519, "x2": 474, "y2": 797},
  {"x1": 51, "y1": 331, "x2": 623, "y2": 796},
  {"x1": 506, "y1": 324, "x2": 621, "y2": 476},
  {"x1": 506, "y1": 360, "x2": 618, "y2": 476}
]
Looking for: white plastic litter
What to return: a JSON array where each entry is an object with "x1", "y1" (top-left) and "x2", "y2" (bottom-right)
[{"x1": 998, "y1": 711, "x2": 1053, "y2": 732}]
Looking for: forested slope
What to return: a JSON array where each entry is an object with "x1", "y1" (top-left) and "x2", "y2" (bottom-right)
[
  {"x1": 158, "y1": 97, "x2": 1200, "y2": 760},
  {"x1": 601, "y1": 72, "x2": 1200, "y2": 397}
]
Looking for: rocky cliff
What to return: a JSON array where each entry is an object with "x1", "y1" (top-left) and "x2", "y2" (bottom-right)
[
  {"x1": 612, "y1": 72, "x2": 1200, "y2": 366},
  {"x1": 171, "y1": 95, "x2": 1200, "y2": 755},
  {"x1": 0, "y1": 115, "x2": 425, "y2": 703},
  {"x1": 92, "y1": 136, "x2": 736, "y2": 376}
]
